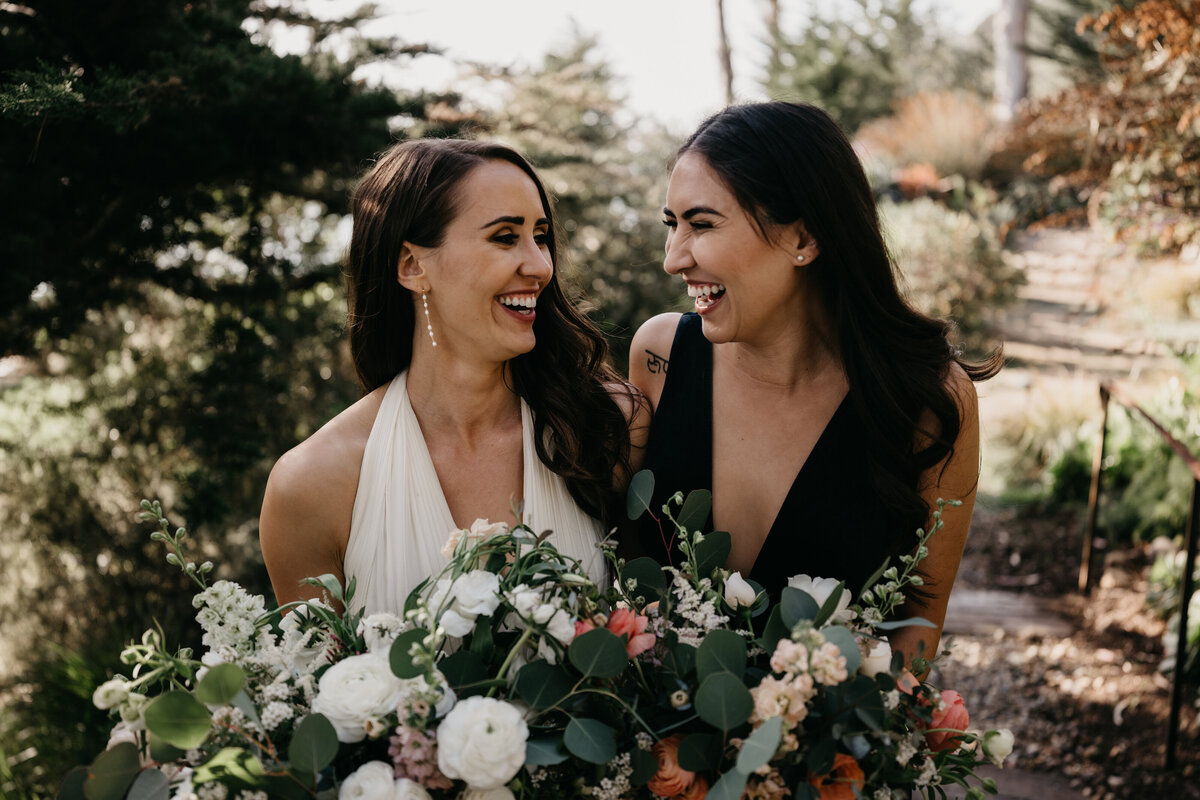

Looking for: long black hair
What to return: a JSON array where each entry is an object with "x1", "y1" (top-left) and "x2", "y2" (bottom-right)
[
  {"x1": 346, "y1": 138, "x2": 632, "y2": 522},
  {"x1": 677, "y1": 102, "x2": 1001, "y2": 560}
]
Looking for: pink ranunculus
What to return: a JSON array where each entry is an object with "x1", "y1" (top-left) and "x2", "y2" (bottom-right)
[
  {"x1": 925, "y1": 690, "x2": 970, "y2": 752},
  {"x1": 605, "y1": 608, "x2": 656, "y2": 657},
  {"x1": 574, "y1": 618, "x2": 596, "y2": 637}
]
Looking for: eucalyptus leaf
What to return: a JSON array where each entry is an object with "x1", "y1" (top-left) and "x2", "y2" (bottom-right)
[
  {"x1": 626, "y1": 470, "x2": 655, "y2": 520},
  {"x1": 563, "y1": 717, "x2": 617, "y2": 764},
  {"x1": 873, "y1": 616, "x2": 937, "y2": 630},
  {"x1": 57, "y1": 766, "x2": 88, "y2": 800},
  {"x1": 193, "y1": 747, "x2": 265, "y2": 786},
  {"x1": 147, "y1": 732, "x2": 184, "y2": 763},
  {"x1": 195, "y1": 663, "x2": 245, "y2": 705},
  {"x1": 567, "y1": 628, "x2": 628, "y2": 680},
  {"x1": 693, "y1": 530, "x2": 731, "y2": 579},
  {"x1": 821, "y1": 626, "x2": 861, "y2": 676},
  {"x1": 629, "y1": 747, "x2": 658, "y2": 786},
  {"x1": 695, "y1": 629, "x2": 747, "y2": 681},
  {"x1": 620, "y1": 557, "x2": 668, "y2": 602},
  {"x1": 125, "y1": 768, "x2": 169, "y2": 800},
  {"x1": 694, "y1": 672, "x2": 753, "y2": 731},
  {"x1": 666, "y1": 641, "x2": 696, "y2": 679},
  {"x1": 736, "y1": 715, "x2": 783, "y2": 774},
  {"x1": 144, "y1": 691, "x2": 212, "y2": 750},
  {"x1": 438, "y1": 650, "x2": 488, "y2": 694},
  {"x1": 705, "y1": 768, "x2": 749, "y2": 800},
  {"x1": 676, "y1": 489, "x2": 712, "y2": 535},
  {"x1": 389, "y1": 628, "x2": 429, "y2": 679},
  {"x1": 82, "y1": 743, "x2": 140, "y2": 800},
  {"x1": 230, "y1": 688, "x2": 261, "y2": 728},
  {"x1": 289, "y1": 713, "x2": 338, "y2": 774},
  {"x1": 524, "y1": 737, "x2": 569, "y2": 766},
  {"x1": 804, "y1": 735, "x2": 836, "y2": 775},
  {"x1": 515, "y1": 661, "x2": 574, "y2": 710},
  {"x1": 779, "y1": 587, "x2": 819, "y2": 628},
  {"x1": 757, "y1": 606, "x2": 789, "y2": 655},
  {"x1": 677, "y1": 733, "x2": 721, "y2": 771}
]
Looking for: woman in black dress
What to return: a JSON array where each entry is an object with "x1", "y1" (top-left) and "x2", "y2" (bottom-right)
[{"x1": 629, "y1": 102, "x2": 1000, "y2": 667}]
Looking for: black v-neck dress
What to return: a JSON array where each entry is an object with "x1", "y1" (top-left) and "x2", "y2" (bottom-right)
[{"x1": 635, "y1": 313, "x2": 896, "y2": 600}]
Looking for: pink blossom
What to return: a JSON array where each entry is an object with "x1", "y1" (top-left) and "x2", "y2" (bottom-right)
[
  {"x1": 576, "y1": 609, "x2": 656, "y2": 658},
  {"x1": 926, "y1": 690, "x2": 970, "y2": 752},
  {"x1": 388, "y1": 722, "x2": 454, "y2": 790}
]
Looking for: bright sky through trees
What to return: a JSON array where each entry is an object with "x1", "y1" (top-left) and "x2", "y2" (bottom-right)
[{"x1": 263, "y1": 0, "x2": 1000, "y2": 132}]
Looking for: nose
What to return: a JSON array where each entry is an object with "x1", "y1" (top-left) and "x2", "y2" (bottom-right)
[
  {"x1": 519, "y1": 237, "x2": 553, "y2": 284},
  {"x1": 662, "y1": 229, "x2": 692, "y2": 276}
]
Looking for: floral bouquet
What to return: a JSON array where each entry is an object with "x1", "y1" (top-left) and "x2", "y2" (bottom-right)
[{"x1": 68, "y1": 471, "x2": 1013, "y2": 800}]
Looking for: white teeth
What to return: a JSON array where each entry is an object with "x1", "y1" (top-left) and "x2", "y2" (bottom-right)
[
  {"x1": 498, "y1": 294, "x2": 536, "y2": 309},
  {"x1": 686, "y1": 283, "x2": 726, "y2": 298}
]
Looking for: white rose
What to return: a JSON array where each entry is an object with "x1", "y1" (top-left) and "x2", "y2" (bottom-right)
[
  {"x1": 449, "y1": 571, "x2": 503, "y2": 617},
  {"x1": 436, "y1": 696, "x2": 528, "y2": 789},
  {"x1": 543, "y1": 607, "x2": 576, "y2": 645},
  {"x1": 859, "y1": 637, "x2": 893, "y2": 677},
  {"x1": 460, "y1": 788, "x2": 515, "y2": 800},
  {"x1": 393, "y1": 778, "x2": 432, "y2": 800},
  {"x1": 93, "y1": 678, "x2": 130, "y2": 710},
  {"x1": 359, "y1": 613, "x2": 405, "y2": 654},
  {"x1": 723, "y1": 571, "x2": 757, "y2": 609},
  {"x1": 311, "y1": 653, "x2": 410, "y2": 742},
  {"x1": 787, "y1": 574, "x2": 853, "y2": 623},
  {"x1": 982, "y1": 728, "x2": 1014, "y2": 766},
  {"x1": 339, "y1": 761, "x2": 397, "y2": 800}
]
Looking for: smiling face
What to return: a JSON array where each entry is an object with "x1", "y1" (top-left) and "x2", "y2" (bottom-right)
[
  {"x1": 662, "y1": 153, "x2": 815, "y2": 346},
  {"x1": 405, "y1": 159, "x2": 554, "y2": 364}
]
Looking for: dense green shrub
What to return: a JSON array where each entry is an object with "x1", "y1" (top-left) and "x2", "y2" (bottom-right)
[{"x1": 879, "y1": 198, "x2": 1022, "y2": 356}]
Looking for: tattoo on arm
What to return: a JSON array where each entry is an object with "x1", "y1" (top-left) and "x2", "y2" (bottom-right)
[{"x1": 645, "y1": 349, "x2": 669, "y2": 374}]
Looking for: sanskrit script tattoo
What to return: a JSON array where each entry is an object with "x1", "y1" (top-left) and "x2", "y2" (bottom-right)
[{"x1": 645, "y1": 349, "x2": 669, "y2": 374}]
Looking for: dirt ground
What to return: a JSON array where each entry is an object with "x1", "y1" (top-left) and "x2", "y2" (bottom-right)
[{"x1": 933, "y1": 503, "x2": 1200, "y2": 800}]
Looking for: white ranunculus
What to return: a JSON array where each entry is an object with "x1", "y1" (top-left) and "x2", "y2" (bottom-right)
[
  {"x1": 93, "y1": 678, "x2": 130, "y2": 710},
  {"x1": 436, "y1": 696, "x2": 528, "y2": 789},
  {"x1": 428, "y1": 571, "x2": 501, "y2": 637},
  {"x1": 543, "y1": 607, "x2": 576, "y2": 645},
  {"x1": 311, "y1": 653, "x2": 411, "y2": 743},
  {"x1": 359, "y1": 612, "x2": 405, "y2": 653},
  {"x1": 787, "y1": 574, "x2": 854, "y2": 623},
  {"x1": 859, "y1": 638, "x2": 893, "y2": 677},
  {"x1": 393, "y1": 778, "x2": 432, "y2": 800},
  {"x1": 982, "y1": 728, "x2": 1015, "y2": 766},
  {"x1": 460, "y1": 788, "x2": 515, "y2": 800},
  {"x1": 724, "y1": 571, "x2": 757, "y2": 609},
  {"x1": 339, "y1": 761, "x2": 397, "y2": 800}
]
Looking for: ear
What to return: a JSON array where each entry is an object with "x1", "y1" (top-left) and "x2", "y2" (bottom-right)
[
  {"x1": 396, "y1": 242, "x2": 428, "y2": 293},
  {"x1": 791, "y1": 221, "x2": 820, "y2": 266}
]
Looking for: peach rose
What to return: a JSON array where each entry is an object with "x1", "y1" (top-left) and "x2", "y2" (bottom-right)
[
  {"x1": 647, "y1": 735, "x2": 696, "y2": 798},
  {"x1": 926, "y1": 690, "x2": 970, "y2": 752},
  {"x1": 807, "y1": 753, "x2": 865, "y2": 800}
]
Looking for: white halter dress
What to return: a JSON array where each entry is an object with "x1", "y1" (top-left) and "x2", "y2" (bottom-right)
[{"x1": 343, "y1": 372, "x2": 609, "y2": 615}]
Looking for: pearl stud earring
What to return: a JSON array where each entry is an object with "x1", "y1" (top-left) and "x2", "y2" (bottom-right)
[{"x1": 422, "y1": 291, "x2": 437, "y2": 347}]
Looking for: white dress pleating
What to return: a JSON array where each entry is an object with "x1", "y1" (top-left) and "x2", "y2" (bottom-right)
[{"x1": 343, "y1": 371, "x2": 609, "y2": 615}]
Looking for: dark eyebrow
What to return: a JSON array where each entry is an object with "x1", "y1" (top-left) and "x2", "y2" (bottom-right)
[
  {"x1": 480, "y1": 215, "x2": 551, "y2": 229},
  {"x1": 662, "y1": 206, "x2": 725, "y2": 220}
]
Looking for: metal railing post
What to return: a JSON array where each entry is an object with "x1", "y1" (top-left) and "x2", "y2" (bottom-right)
[
  {"x1": 1080, "y1": 383, "x2": 1111, "y2": 593},
  {"x1": 1166, "y1": 478, "x2": 1199, "y2": 769}
]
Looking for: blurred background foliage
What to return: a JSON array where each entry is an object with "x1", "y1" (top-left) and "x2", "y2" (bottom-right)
[{"x1": 1, "y1": 0, "x2": 1199, "y2": 795}]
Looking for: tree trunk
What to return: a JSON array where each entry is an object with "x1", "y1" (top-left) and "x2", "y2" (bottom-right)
[
  {"x1": 993, "y1": 0, "x2": 1029, "y2": 122},
  {"x1": 716, "y1": 0, "x2": 734, "y2": 105}
]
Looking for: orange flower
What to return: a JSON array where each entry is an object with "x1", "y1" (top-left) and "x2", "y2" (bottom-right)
[
  {"x1": 807, "y1": 753, "x2": 865, "y2": 800},
  {"x1": 604, "y1": 607, "x2": 657, "y2": 657},
  {"x1": 926, "y1": 689, "x2": 970, "y2": 752},
  {"x1": 647, "y1": 735, "x2": 696, "y2": 798}
]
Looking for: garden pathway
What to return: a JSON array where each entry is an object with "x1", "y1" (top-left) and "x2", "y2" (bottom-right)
[{"x1": 939, "y1": 226, "x2": 1200, "y2": 799}]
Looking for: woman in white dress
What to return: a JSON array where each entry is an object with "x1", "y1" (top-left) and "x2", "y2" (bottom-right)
[{"x1": 260, "y1": 139, "x2": 648, "y2": 614}]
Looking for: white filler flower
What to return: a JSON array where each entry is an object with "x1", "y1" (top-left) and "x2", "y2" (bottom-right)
[
  {"x1": 311, "y1": 653, "x2": 411, "y2": 743},
  {"x1": 436, "y1": 696, "x2": 529, "y2": 789}
]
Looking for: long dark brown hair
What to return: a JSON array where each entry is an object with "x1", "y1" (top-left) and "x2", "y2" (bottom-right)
[
  {"x1": 346, "y1": 138, "x2": 632, "y2": 522},
  {"x1": 677, "y1": 102, "x2": 1002, "y2": 564}
]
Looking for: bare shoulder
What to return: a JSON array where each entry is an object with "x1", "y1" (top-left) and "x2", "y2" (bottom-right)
[
  {"x1": 259, "y1": 385, "x2": 387, "y2": 604},
  {"x1": 604, "y1": 380, "x2": 652, "y2": 478},
  {"x1": 628, "y1": 312, "x2": 682, "y2": 411},
  {"x1": 944, "y1": 361, "x2": 979, "y2": 428}
]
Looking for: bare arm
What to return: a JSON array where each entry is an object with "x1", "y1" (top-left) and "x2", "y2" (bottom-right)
[
  {"x1": 628, "y1": 312, "x2": 681, "y2": 412},
  {"x1": 889, "y1": 365, "x2": 981, "y2": 670}
]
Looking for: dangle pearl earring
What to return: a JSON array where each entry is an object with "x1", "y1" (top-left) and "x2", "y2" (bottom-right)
[{"x1": 422, "y1": 291, "x2": 437, "y2": 347}]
